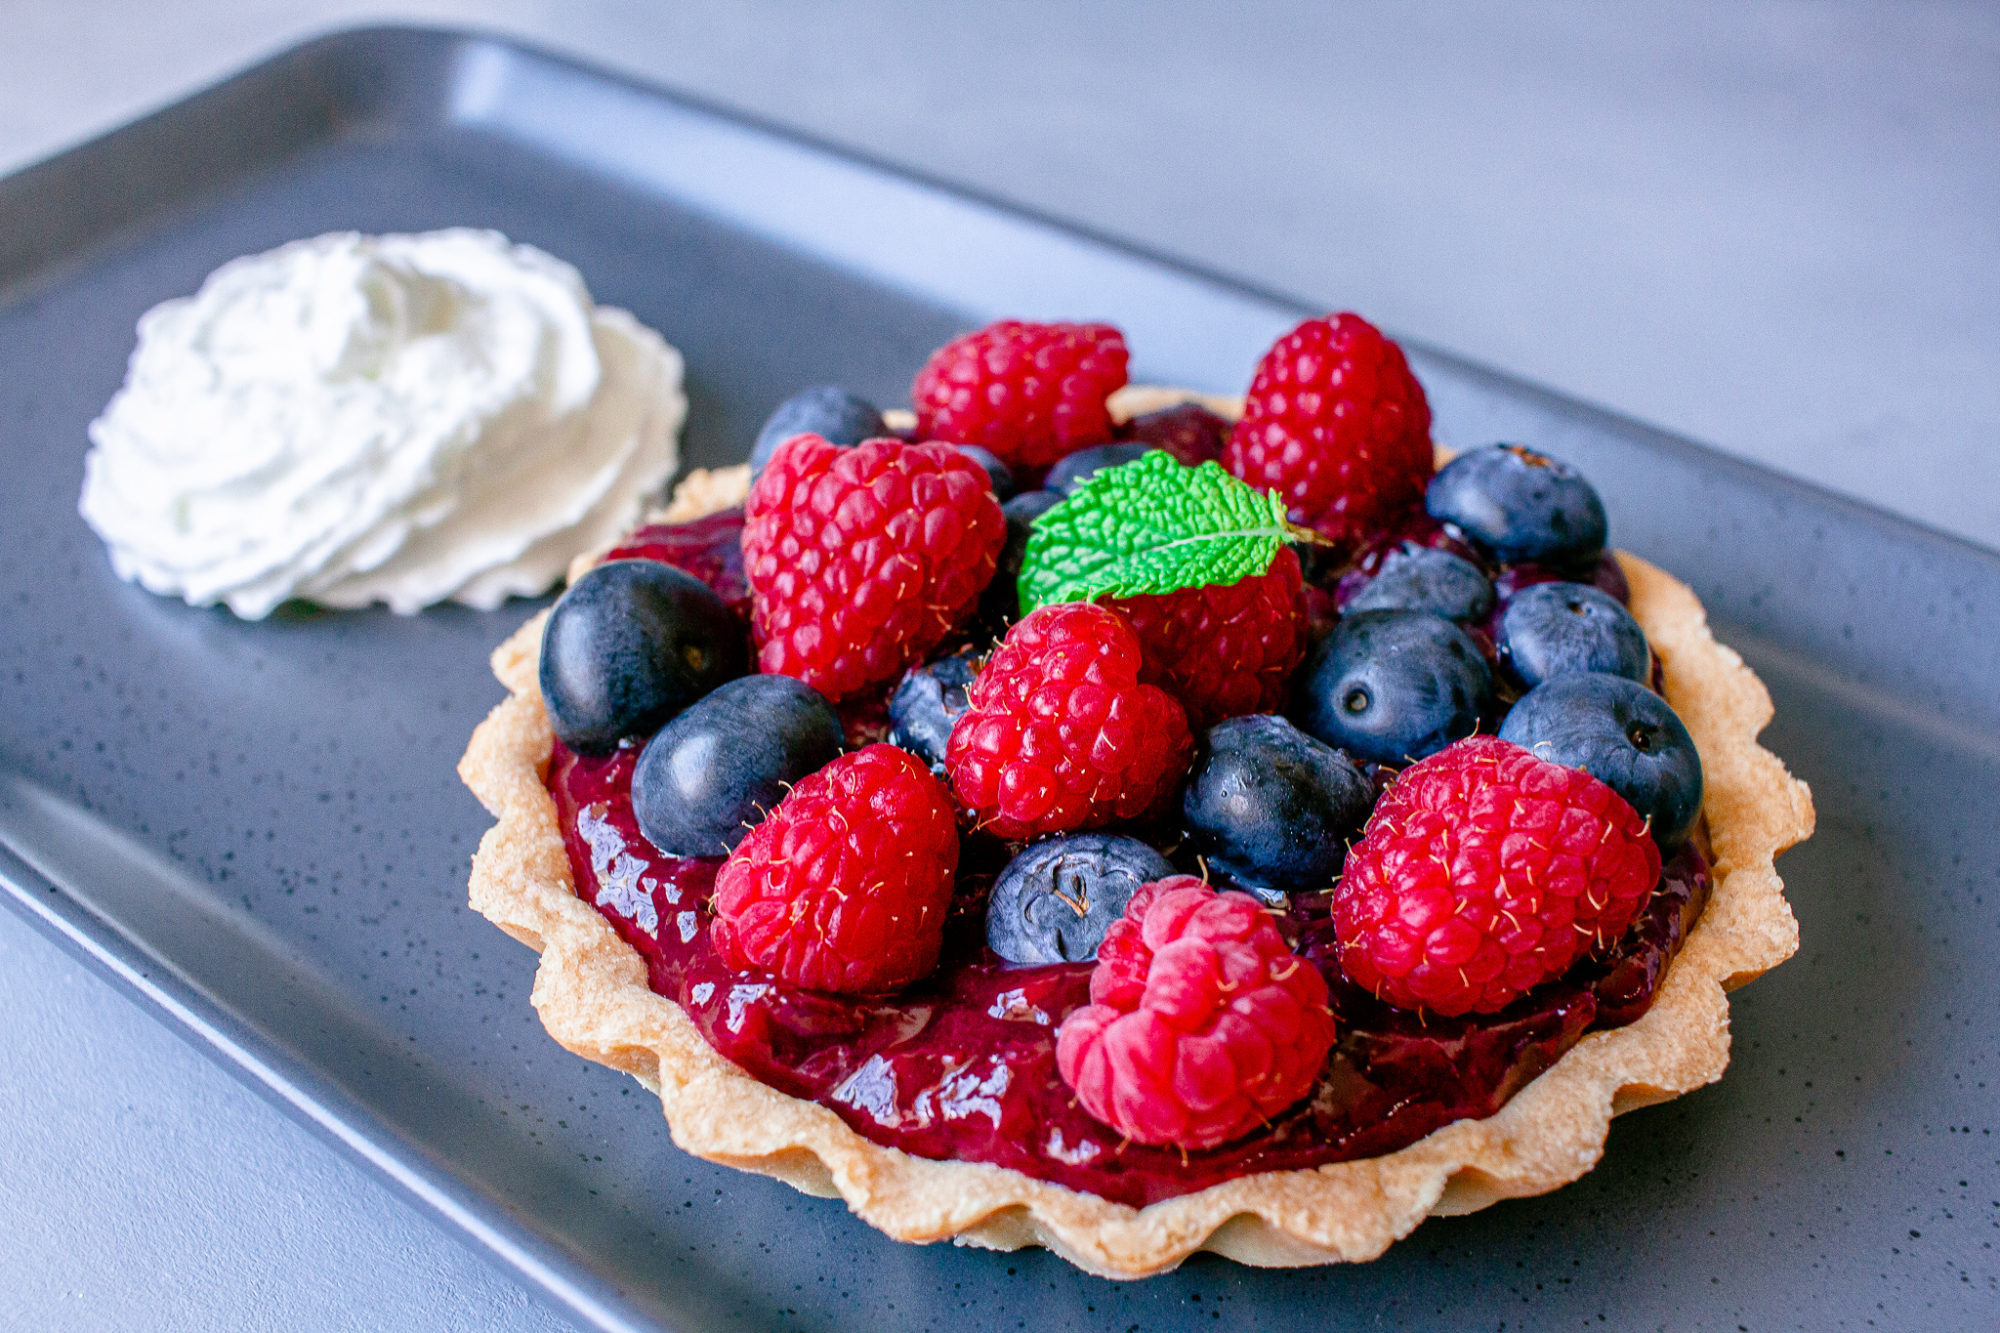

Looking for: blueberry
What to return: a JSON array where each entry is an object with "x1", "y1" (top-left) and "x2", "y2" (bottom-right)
[
  {"x1": 888, "y1": 649, "x2": 980, "y2": 772},
  {"x1": 1344, "y1": 542, "x2": 1495, "y2": 622},
  {"x1": 1182, "y1": 715, "x2": 1374, "y2": 897},
  {"x1": 1043, "y1": 443, "x2": 1154, "y2": 496},
  {"x1": 632, "y1": 674, "x2": 844, "y2": 858},
  {"x1": 985, "y1": 834, "x2": 1174, "y2": 964},
  {"x1": 1425, "y1": 444, "x2": 1608, "y2": 565},
  {"x1": 1498, "y1": 581, "x2": 1650, "y2": 690},
  {"x1": 1291, "y1": 610, "x2": 1493, "y2": 765},
  {"x1": 539, "y1": 560, "x2": 748, "y2": 755},
  {"x1": 953, "y1": 444, "x2": 1015, "y2": 498},
  {"x1": 978, "y1": 489, "x2": 1062, "y2": 628},
  {"x1": 749, "y1": 386, "x2": 887, "y2": 475},
  {"x1": 1499, "y1": 673, "x2": 1702, "y2": 850}
]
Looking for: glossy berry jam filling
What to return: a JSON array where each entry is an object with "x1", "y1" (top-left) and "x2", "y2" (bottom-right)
[{"x1": 570, "y1": 505, "x2": 1711, "y2": 1208}]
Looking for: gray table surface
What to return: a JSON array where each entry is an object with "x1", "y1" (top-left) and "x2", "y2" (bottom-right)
[{"x1": 2, "y1": 3, "x2": 1994, "y2": 1329}]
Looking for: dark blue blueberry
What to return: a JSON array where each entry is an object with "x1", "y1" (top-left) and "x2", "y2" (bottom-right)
[
  {"x1": 748, "y1": 385, "x2": 887, "y2": 476},
  {"x1": 953, "y1": 444, "x2": 1016, "y2": 498},
  {"x1": 1042, "y1": 442, "x2": 1155, "y2": 496},
  {"x1": 1182, "y1": 715, "x2": 1375, "y2": 898},
  {"x1": 1425, "y1": 444, "x2": 1608, "y2": 565},
  {"x1": 539, "y1": 560, "x2": 748, "y2": 755},
  {"x1": 978, "y1": 489, "x2": 1062, "y2": 628},
  {"x1": 1498, "y1": 581, "x2": 1650, "y2": 690},
  {"x1": 1344, "y1": 542, "x2": 1495, "y2": 622},
  {"x1": 1499, "y1": 673, "x2": 1703, "y2": 850},
  {"x1": 1291, "y1": 610, "x2": 1493, "y2": 765},
  {"x1": 888, "y1": 649, "x2": 980, "y2": 773},
  {"x1": 985, "y1": 834, "x2": 1174, "y2": 964},
  {"x1": 632, "y1": 674, "x2": 844, "y2": 858}
]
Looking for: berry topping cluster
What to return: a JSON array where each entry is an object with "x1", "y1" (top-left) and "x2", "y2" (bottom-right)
[{"x1": 536, "y1": 312, "x2": 1711, "y2": 1156}]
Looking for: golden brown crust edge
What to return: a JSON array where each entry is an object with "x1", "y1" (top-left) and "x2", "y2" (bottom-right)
[{"x1": 457, "y1": 394, "x2": 1814, "y2": 1279}]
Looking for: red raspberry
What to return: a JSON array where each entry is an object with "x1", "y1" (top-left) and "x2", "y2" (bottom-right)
[
  {"x1": 1334, "y1": 736, "x2": 1661, "y2": 1017},
  {"x1": 743, "y1": 434, "x2": 1005, "y2": 702},
  {"x1": 1055, "y1": 876, "x2": 1335, "y2": 1150},
  {"x1": 1223, "y1": 312, "x2": 1433, "y2": 550},
  {"x1": 945, "y1": 603, "x2": 1190, "y2": 840},
  {"x1": 912, "y1": 320, "x2": 1129, "y2": 470},
  {"x1": 1107, "y1": 547, "x2": 1307, "y2": 729},
  {"x1": 711, "y1": 744, "x2": 959, "y2": 994}
]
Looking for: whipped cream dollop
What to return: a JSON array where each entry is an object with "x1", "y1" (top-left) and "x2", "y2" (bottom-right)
[{"x1": 79, "y1": 229, "x2": 685, "y2": 618}]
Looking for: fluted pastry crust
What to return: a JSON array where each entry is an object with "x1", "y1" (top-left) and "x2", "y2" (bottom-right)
[{"x1": 459, "y1": 392, "x2": 1813, "y2": 1277}]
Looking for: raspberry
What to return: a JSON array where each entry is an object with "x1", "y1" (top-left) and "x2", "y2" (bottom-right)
[
  {"x1": 1106, "y1": 547, "x2": 1307, "y2": 729},
  {"x1": 743, "y1": 434, "x2": 1005, "y2": 702},
  {"x1": 912, "y1": 320, "x2": 1129, "y2": 470},
  {"x1": 1055, "y1": 876, "x2": 1335, "y2": 1149},
  {"x1": 1223, "y1": 312, "x2": 1433, "y2": 550},
  {"x1": 945, "y1": 603, "x2": 1191, "y2": 840},
  {"x1": 711, "y1": 744, "x2": 959, "y2": 994},
  {"x1": 1334, "y1": 735, "x2": 1661, "y2": 1017}
]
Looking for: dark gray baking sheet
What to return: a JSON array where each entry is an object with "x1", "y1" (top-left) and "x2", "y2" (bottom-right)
[{"x1": 0, "y1": 26, "x2": 1993, "y2": 1333}]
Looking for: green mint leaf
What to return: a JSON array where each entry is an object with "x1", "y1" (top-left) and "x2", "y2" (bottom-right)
[{"x1": 1018, "y1": 452, "x2": 1295, "y2": 612}]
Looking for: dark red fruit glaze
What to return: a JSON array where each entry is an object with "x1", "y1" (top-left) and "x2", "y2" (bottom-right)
[
  {"x1": 552, "y1": 740, "x2": 1705, "y2": 1208},
  {"x1": 1114, "y1": 402, "x2": 1230, "y2": 468},
  {"x1": 1330, "y1": 513, "x2": 1654, "y2": 700},
  {"x1": 551, "y1": 502, "x2": 1710, "y2": 1209},
  {"x1": 1332, "y1": 512, "x2": 1630, "y2": 611},
  {"x1": 607, "y1": 509, "x2": 753, "y2": 622}
]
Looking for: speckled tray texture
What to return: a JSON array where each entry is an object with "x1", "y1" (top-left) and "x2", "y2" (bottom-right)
[{"x1": 0, "y1": 26, "x2": 1993, "y2": 1333}]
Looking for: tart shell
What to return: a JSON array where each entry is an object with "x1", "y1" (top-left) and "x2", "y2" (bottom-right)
[{"x1": 458, "y1": 393, "x2": 1814, "y2": 1278}]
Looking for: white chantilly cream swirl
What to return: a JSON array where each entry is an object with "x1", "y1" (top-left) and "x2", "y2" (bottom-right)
[{"x1": 79, "y1": 228, "x2": 685, "y2": 618}]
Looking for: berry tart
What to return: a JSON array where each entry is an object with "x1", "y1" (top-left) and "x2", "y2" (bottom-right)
[{"x1": 459, "y1": 314, "x2": 1814, "y2": 1277}]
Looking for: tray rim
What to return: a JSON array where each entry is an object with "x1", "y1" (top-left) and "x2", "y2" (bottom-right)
[
  {"x1": 0, "y1": 827, "x2": 650, "y2": 1332},
  {"x1": 6, "y1": 23, "x2": 1999, "y2": 577},
  {"x1": 0, "y1": 20, "x2": 1988, "y2": 1333}
]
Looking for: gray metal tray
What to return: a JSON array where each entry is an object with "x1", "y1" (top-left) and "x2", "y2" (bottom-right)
[{"x1": 1, "y1": 26, "x2": 1993, "y2": 1333}]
